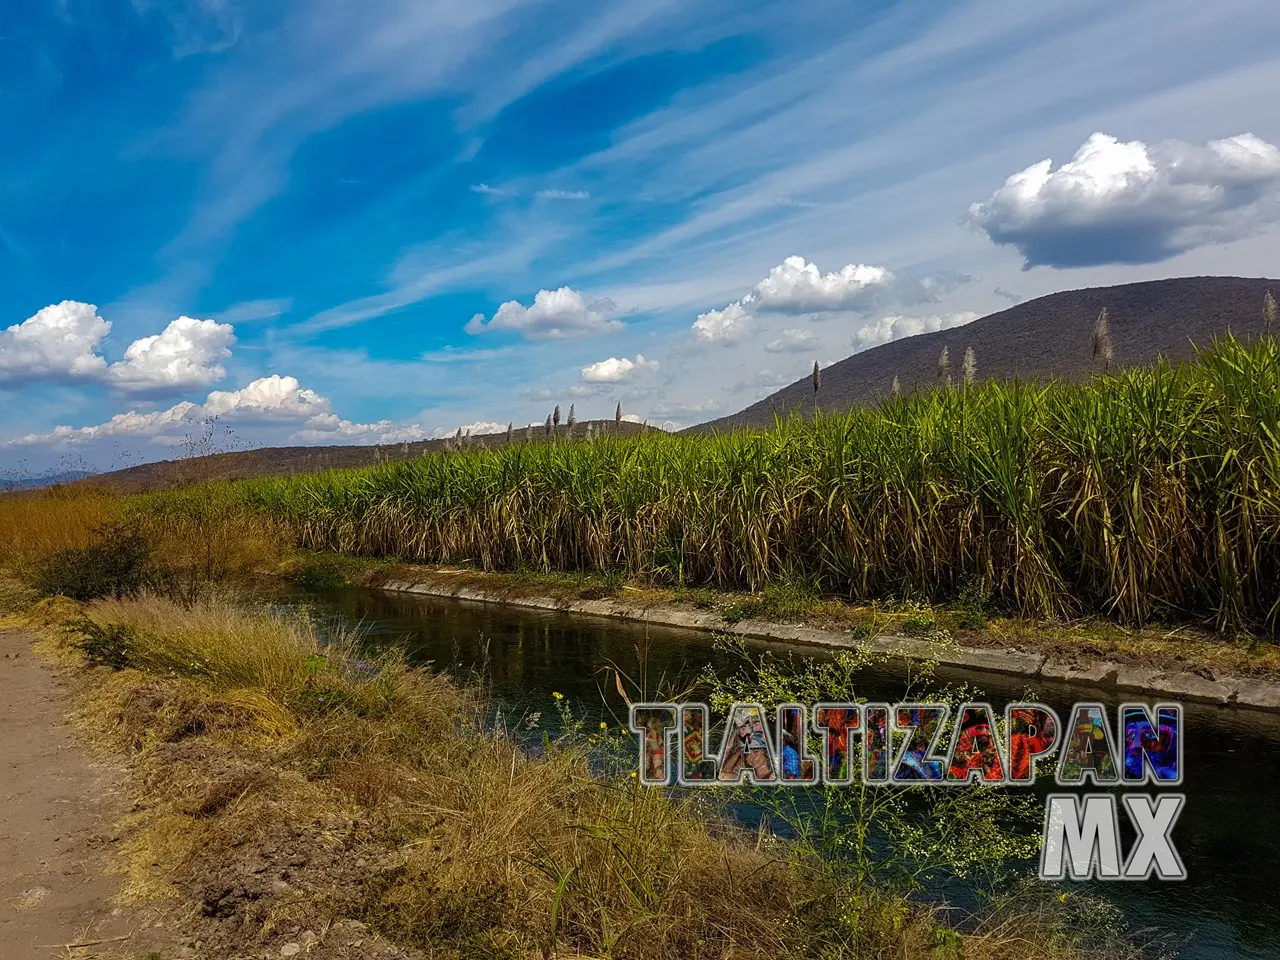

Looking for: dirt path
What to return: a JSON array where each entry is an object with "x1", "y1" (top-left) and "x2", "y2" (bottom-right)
[{"x1": 0, "y1": 629, "x2": 164, "y2": 960}]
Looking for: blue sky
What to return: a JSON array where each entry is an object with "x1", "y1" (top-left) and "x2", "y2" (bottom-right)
[{"x1": 3, "y1": 0, "x2": 1280, "y2": 474}]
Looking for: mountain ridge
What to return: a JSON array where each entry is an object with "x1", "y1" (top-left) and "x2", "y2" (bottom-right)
[{"x1": 686, "y1": 275, "x2": 1278, "y2": 433}]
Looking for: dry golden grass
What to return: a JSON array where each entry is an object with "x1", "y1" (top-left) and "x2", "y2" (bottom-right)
[
  {"x1": 0, "y1": 484, "x2": 292, "y2": 604},
  {"x1": 0, "y1": 487, "x2": 121, "y2": 576},
  {"x1": 125, "y1": 485, "x2": 292, "y2": 587}
]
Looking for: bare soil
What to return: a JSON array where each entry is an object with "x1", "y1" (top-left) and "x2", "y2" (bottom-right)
[
  {"x1": 0, "y1": 628, "x2": 425, "y2": 960},
  {"x1": 0, "y1": 628, "x2": 170, "y2": 960}
]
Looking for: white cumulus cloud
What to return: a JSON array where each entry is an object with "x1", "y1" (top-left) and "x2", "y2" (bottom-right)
[
  {"x1": 201, "y1": 375, "x2": 327, "y2": 420},
  {"x1": 852, "y1": 312, "x2": 980, "y2": 349},
  {"x1": 581, "y1": 353, "x2": 658, "y2": 383},
  {"x1": 749, "y1": 256, "x2": 893, "y2": 314},
  {"x1": 11, "y1": 404, "x2": 201, "y2": 445},
  {"x1": 108, "y1": 316, "x2": 235, "y2": 392},
  {"x1": 0, "y1": 302, "x2": 238, "y2": 393},
  {"x1": 466, "y1": 287, "x2": 623, "y2": 340},
  {"x1": 0, "y1": 301, "x2": 110, "y2": 386},
  {"x1": 764, "y1": 328, "x2": 820, "y2": 354},
  {"x1": 429, "y1": 420, "x2": 508, "y2": 439},
  {"x1": 966, "y1": 132, "x2": 1280, "y2": 267},
  {"x1": 293, "y1": 414, "x2": 426, "y2": 444},
  {"x1": 13, "y1": 375, "x2": 331, "y2": 446},
  {"x1": 692, "y1": 301, "x2": 753, "y2": 344},
  {"x1": 691, "y1": 256, "x2": 968, "y2": 345}
]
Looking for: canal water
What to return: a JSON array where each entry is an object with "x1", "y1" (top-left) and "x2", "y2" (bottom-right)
[{"x1": 275, "y1": 583, "x2": 1280, "y2": 960}]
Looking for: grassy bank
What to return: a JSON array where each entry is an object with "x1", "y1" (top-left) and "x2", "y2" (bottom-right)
[
  {"x1": 4, "y1": 589, "x2": 1152, "y2": 960},
  {"x1": 231, "y1": 336, "x2": 1280, "y2": 636}
]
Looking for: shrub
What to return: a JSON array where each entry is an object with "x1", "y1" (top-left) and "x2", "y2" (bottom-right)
[
  {"x1": 955, "y1": 576, "x2": 993, "y2": 629},
  {"x1": 33, "y1": 527, "x2": 165, "y2": 601},
  {"x1": 71, "y1": 619, "x2": 134, "y2": 669}
]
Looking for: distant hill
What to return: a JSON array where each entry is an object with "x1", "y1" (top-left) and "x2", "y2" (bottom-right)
[
  {"x1": 79, "y1": 421, "x2": 651, "y2": 494},
  {"x1": 0, "y1": 470, "x2": 94, "y2": 492},
  {"x1": 687, "y1": 276, "x2": 1279, "y2": 433}
]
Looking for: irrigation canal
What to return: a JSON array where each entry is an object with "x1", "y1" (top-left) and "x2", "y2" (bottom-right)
[{"x1": 276, "y1": 582, "x2": 1280, "y2": 960}]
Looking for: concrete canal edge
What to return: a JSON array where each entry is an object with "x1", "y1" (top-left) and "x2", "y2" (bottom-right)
[{"x1": 375, "y1": 579, "x2": 1280, "y2": 714}]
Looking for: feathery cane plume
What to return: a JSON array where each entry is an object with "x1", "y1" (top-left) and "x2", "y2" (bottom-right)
[
  {"x1": 1264, "y1": 291, "x2": 1276, "y2": 337},
  {"x1": 962, "y1": 346, "x2": 977, "y2": 386},
  {"x1": 553, "y1": 404, "x2": 561, "y2": 429},
  {"x1": 937, "y1": 346, "x2": 950, "y2": 383},
  {"x1": 615, "y1": 402, "x2": 622, "y2": 430},
  {"x1": 506, "y1": 423, "x2": 512, "y2": 443},
  {"x1": 525, "y1": 423, "x2": 533, "y2": 441},
  {"x1": 1092, "y1": 308, "x2": 1114, "y2": 371},
  {"x1": 891, "y1": 375, "x2": 901, "y2": 398},
  {"x1": 568, "y1": 403, "x2": 576, "y2": 429},
  {"x1": 545, "y1": 414, "x2": 552, "y2": 436}
]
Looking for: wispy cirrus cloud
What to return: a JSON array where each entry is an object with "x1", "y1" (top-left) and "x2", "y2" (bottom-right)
[
  {"x1": 8, "y1": 0, "x2": 1280, "y2": 466},
  {"x1": 536, "y1": 188, "x2": 591, "y2": 200},
  {"x1": 215, "y1": 298, "x2": 292, "y2": 325},
  {"x1": 764, "y1": 328, "x2": 820, "y2": 354}
]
